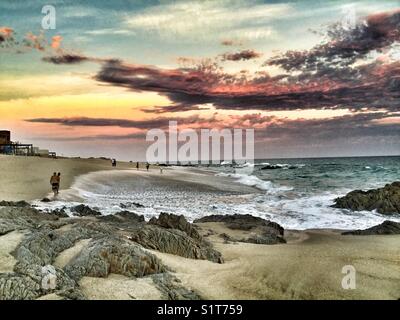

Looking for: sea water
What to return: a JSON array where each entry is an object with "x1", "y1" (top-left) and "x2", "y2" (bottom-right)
[{"x1": 32, "y1": 156, "x2": 400, "y2": 230}]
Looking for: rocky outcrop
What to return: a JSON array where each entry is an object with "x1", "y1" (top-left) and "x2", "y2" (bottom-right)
[
  {"x1": 64, "y1": 237, "x2": 165, "y2": 281},
  {"x1": 0, "y1": 200, "x2": 30, "y2": 207},
  {"x1": 0, "y1": 204, "x2": 223, "y2": 300},
  {"x1": 194, "y1": 214, "x2": 284, "y2": 234},
  {"x1": 333, "y1": 182, "x2": 400, "y2": 214},
  {"x1": 150, "y1": 212, "x2": 203, "y2": 241},
  {"x1": 71, "y1": 205, "x2": 101, "y2": 217},
  {"x1": 195, "y1": 214, "x2": 286, "y2": 244},
  {"x1": 342, "y1": 220, "x2": 400, "y2": 235},
  {"x1": 131, "y1": 225, "x2": 223, "y2": 263}
]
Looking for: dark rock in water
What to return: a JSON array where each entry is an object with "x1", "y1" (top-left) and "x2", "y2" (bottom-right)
[
  {"x1": 261, "y1": 165, "x2": 281, "y2": 170},
  {"x1": 0, "y1": 200, "x2": 30, "y2": 207},
  {"x1": 120, "y1": 202, "x2": 145, "y2": 209},
  {"x1": 71, "y1": 204, "x2": 101, "y2": 217},
  {"x1": 114, "y1": 210, "x2": 145, "y2": 222},
  {"x1": 150, "y1": 212, "x2": 203, "y2": 242},
  {"x1": 41, "y1": 198, "x2": 51, "y2": 203},
  {"x1": 342, "y1": 220, "x2": 400, "y2": 235},
  {"x1": 332, "y1": 182, "x2": 400, "y2": 214},
  {"x1": 50, "y1": 207, "x2": 69, "y2": 218},
  {"x1": 194, "y1": 214, "x2": 284, "y2": 235}
]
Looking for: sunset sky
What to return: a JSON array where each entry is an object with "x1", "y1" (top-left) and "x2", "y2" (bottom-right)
[{"x1": 0, "y1": 0, "x2": 399, "y2": 160}]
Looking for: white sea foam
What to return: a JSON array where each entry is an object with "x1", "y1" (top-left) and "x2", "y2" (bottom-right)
[
  {"x1": 216, "y1": 172, "x2": 292, "y2": 193},
  {"x1": 31, "y1": 167, "x2": 400, "y2": 230}
]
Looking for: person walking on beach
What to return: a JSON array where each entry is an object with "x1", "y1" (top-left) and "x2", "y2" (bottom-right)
[
  {"x1": 56, "y1": 172, "x2": 61, "y2": 195},
  {"x1": 50, "y1": 172, "x2": 58, "y2": 197},
  {"x1": 136, "y1": 162, "x2": 139, "y2": 170},
  {"x1": 146, "y1": 163, "x2": 150, "y2": 171}
]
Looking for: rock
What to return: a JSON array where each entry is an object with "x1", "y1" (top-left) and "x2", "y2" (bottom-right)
[
  {"x1": 342, "y1": 220, "x2": 400, "y2": 235},
  {"x1": 41, "y1": 198, "x2": 51, "y2": 203},
  {"x1": 131, "y1": 225, "x2": 223, "y2": 263},
  {"x1": 150, "y1": 212, "x2": 203, "y2": 242},
  {"x1": 194, "y1": 214, "x2": 284, "y2": 235},
  {"x1": 113, "y1": 211, "x2": 145, "y2": 223},
  {"x1": 151, "y1": 273, "x2": 201, "y2": 300},
  {"x1": 71, "y1": 205, "x2": 101, "y2": 217},
  {"x1": 64, "y1": 237, "x2": 165, "y2": 281},
  {"x1": 195, "y1": 214, "x2": 286, "y2": 245},
  {"x1": 0, "y1": 200, "x2": 30, "y2": 207},
  {"x1": 51, "y1": 208, "x2": 69, "y2": 218},
  {"x1": 333, "y1": 182, "x2": 400, "y2": 214},
  {"x1": 0, "y1": 273, "x2": 41, "y2": 300},
  {"x1": 242, "y1": 233, "x2": 286, "y2": 245}
]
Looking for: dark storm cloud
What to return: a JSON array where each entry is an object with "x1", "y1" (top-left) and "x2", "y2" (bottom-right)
[
  {"x1": 221, "y1": 49, "x2": 262, "y2": 61},
  {"x1": 25, "y1": 115, "x2": 212, "y2": 129},
  {"x1": 26, "y1": 112, "x2": 400, "y2": 143},
  {"x1": 85, "y1": 10, "x2": 399, "y2": 113},
  {"x1": 140, "y1": 104, "x2": 210, "y2": 114},
  {"x1": 267, "y1": 9, "x2": 400, "y2": 72},
  {"x1": 42, "y1": 53, "x2": 90, "y2": 65}
]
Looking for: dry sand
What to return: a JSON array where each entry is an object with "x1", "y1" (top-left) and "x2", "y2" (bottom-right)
[
  {"x1": 0, "y1": 155, "x2": 133, "y2": 201},
  {"x1": 150, "y1": 223, "x2": 400, "y2": 300},
  {"x1": 0, "y1": 231, "x2": 25, "y2": 273}
]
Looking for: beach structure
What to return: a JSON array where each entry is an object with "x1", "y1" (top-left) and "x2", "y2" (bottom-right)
[{"x1": 0, "y1": 129, "x2": 56, "y2": 157}]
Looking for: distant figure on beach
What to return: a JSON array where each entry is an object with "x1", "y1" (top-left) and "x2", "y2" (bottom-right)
[
  {"x1": 146, "y1": 163, "x2": 150, "y2": 171},
  {"x1": 50, "y1": 172, "x2": 59, "y2": 197},
  {"x1": 160, "y1": 167, "x2": 163, "y2": 174},
  {"x1": 111, "y1": 159, "x2": 117, "y2": 167},
  {"x1": 57, "y1": 172, "x2": 61, "y2": 194},
  {"x1": 136, "y1": 162, "x2": 139, "y2": 170}
]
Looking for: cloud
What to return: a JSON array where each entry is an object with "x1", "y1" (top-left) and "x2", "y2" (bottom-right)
[
  {"x1": 141, "y1": 104, "x2": 211, "y2": 114},
  {"x1": 89, "y1": 9, "x2": 400, "y2": 113},
  {"x1": 267, "y1": 9, "x2": 400, "y2": 72},
  {"x1": 221, "y1": 49, "x2": 262, "y2": 61},
  {"x1": 42, "y1": 53, "x2": 90, "y2": 65},
  {"x1": 124, "y1": 0, "x2": 290, "y2": 41},
  {"x1": 25, "y1": 115, "x2": 216, "y2": 130},
  {"x1": 50, "y1": 35, "x2": 63, "y2": 50}
]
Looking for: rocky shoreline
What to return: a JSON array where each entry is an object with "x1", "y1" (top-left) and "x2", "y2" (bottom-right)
[
  {"x1": 333, "y1": 182, "x2": 400, "y2": 214},
  {"x1": 0, "y1": 201, "x2": 286, "y2": 300}
]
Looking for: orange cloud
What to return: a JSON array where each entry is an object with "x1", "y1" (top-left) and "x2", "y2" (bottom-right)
[{"x1": 51, "y1": 35, "x2": 63, "y2": 50}]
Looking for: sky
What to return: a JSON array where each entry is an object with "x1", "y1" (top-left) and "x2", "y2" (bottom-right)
[{"x1": 0, "y1": 0, "x2": 399, "y2": 160}]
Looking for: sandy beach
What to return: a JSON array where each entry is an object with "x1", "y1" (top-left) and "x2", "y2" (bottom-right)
[
  {"x1": 0, "y1": 155, "x2": 399, "y2": 300},
  {"x1": 0, "y1": 155, "x2": 134, "y2": 201}
]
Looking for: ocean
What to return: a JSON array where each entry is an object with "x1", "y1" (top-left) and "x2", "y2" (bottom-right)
[{"x1": 33, "y1": 156, "x2": 400, "y2": 230}]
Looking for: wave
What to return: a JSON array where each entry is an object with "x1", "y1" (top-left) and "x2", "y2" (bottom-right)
[{"x1": 216, "y1": 172, "x2": 292, "y2": 193}]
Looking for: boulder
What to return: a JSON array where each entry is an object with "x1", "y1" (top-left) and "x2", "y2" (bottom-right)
[
  {"x1": 342, "y1": 220, "x2": 400, "y2": 235},
  {"x1": 150, "y1": 212, "x2": 203, "y2": 241},
  {"x1": 333, "y1": 182, "x2": 400, "y2": 214},
  {"x1": 0, "y1": 200, "x2": 30, "y2": 207},
  {"x1": 195, "y1": 214, "x2": 286, "y2": 245},
  {"x1": 131, "y1": 225, "x2": 223, "y2": 263},
  {"x1": 71, "y1": 204, "x2": 101, "y2": 217},
  {"x1": 64, "y1": 237, "x2": 165, "y2": 281},
  {"x1": 194, "y1": 214, "x2": 284, "y2": 235}
]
